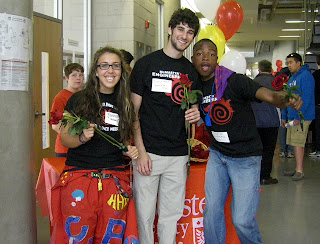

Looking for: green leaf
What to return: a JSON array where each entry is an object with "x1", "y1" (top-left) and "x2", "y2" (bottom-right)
[
  {"x1": 290, "y1": 86, "x2": 301, "y2": 93},
  {"x1": 68, "y1": 126, "x2": 77, "y2": 136}
]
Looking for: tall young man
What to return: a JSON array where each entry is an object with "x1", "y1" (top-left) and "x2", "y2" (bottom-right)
[
  {"x1": 130, "y1": 8, "x2": 200, "y2": 244},
  {"x1": 282, "y1": 53, "x2": 315, "y2": 181},
  {"x1": 191, "y1": 39, "x2": 303, "y2": 244}
]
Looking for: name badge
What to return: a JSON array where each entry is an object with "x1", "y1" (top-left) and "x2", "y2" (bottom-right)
[
  {"x1": 211, "y1": 131, "x2": 230, "y2": 143},
  {"x1": 151, "y1": 78, "x2": 172, "y2": 93},
  {"x1": 104, "y1": 111, "x2": 119, "y2": 126}
]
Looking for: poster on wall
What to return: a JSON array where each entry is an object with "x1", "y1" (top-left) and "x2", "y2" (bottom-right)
[{"x1": 0, "y1": 13, "x2": 31, "y2": 91}]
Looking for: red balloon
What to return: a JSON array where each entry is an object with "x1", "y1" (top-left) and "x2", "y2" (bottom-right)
[{"x1": 216, "y1": 0, "x2": 244, "y2": 41}]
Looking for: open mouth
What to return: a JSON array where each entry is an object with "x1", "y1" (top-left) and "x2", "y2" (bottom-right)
[{"x1": 201, "y1": 64, "x2": 210, "y2": 72}]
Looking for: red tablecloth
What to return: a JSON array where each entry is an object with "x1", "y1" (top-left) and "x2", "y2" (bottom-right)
[{"x1": 35, "y1": 158, "x2": 240, "y2": 243}]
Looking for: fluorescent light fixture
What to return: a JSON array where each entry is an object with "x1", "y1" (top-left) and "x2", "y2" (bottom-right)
[
  {"x1": 302, "y1": 9, "x2": 319, "y2": 13},
  {"x1": 306, "y1": 51, "x2": 313, "y2": 54},
  {"x1": 282, "y1": 29, "x2": 305, "y2": 31},
  {"x1": 279, "y1": 35, "x2": 301, "y2": 38},
  {"x1": 285, "y1": 20, "x2": 319, "y2": 23}
]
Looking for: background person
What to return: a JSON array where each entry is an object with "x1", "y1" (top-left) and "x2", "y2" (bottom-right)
[
  {"x1": 130, "y1": 8, "x2": 200, "y2": 244},
  {"x1": 309, "y1": 55, "x2": 320, "y2": 157},
  {"x1": 120, "y1": 49, "x2": 134, "y2": 73},
  {"x1": 251, "y1": 60, "x2": 280, "y2": 185},
  {"x1": 50, "y1": 63, "x2": 84, "y2": 157},
  {"x1": 282, "y1": 53, "x2": 315, "y2": 181},
  {"x1": 51, "y1": 46, "x2": 139, "y2": 243}
]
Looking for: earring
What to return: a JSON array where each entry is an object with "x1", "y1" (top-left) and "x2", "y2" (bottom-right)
[{"x1": 96, "y1": 73, "x2": 98, "y2": 76}]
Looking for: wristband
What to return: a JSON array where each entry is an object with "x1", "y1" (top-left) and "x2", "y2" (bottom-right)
[{"x1": 79, "y1": 133, "x2": 86, "y2": 144}]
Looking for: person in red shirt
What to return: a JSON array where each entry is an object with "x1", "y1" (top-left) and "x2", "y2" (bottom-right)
[{"x1": 51, "y1": 63, "x2": 84, "y2": 157}]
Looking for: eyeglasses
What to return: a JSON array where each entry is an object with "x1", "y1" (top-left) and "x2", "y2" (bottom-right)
[{"x1": 97, "y1": 63, "x2": 121, "y2": 70}]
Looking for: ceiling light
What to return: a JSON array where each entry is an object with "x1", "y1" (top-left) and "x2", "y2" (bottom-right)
[
  {"x1": 282, "y1": 29, "x2": 309, "y2": 31},
  {"x1": 285, "y1": 20, "x2": 319, "y2": 23},
  {"x1": 302, "y1": 10, "x2": 319, "y2": 13},
  {"x1": 279, "y1": 35, "x2": 301, "y2": 38}
]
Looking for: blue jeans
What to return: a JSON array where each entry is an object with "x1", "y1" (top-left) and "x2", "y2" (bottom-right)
[
  {"x1": 278, "y1": 126, "x2": 293, "y2": 153},
  {"x1": 204, "y1": 148, "x2": 263, "y2": 244}
]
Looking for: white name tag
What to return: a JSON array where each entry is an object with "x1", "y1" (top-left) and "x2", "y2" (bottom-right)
[
  {"x1": 151, "y1": 78, "x2": 172, "y2": 93},
  {"x1": 104, "y1": 111, "x2": 119, "y2": 126},
  {"x1": 211, "y1": 131, "x2": 230, "y2": 143}
]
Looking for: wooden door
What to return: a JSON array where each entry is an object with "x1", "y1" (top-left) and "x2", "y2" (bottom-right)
[{"x1": 33, "y1": 13, "x2": 62, "y2": 174}]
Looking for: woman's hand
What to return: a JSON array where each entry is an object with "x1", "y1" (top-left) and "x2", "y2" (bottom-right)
[
  {"x1": 124, "y1": 145, "x2": 139, "y2": 160},
  {"x1": 80, "y1": 123, "x2": 95, "y2": 143}
]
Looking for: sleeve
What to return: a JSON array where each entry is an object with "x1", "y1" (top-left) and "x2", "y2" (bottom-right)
[
  {"x1": 234, "y1": 74, "x2": 261, "y2": 101},
  {"x1": 294, "y1": 73, "x2": 315, "y2": 120},
  {"x1": 130, "y1": 58, "x2": 145, "y2": 96},
  {"x1": 50, "y1": 92, "x2": 64, "y2": 113}
]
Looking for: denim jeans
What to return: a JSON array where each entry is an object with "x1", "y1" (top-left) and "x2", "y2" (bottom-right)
[
  {"x1": 278, "y1": 126, "x2": 293, "y2": 153},
  {"x1": 204, "y1": 148, "x2": 263, "y2": 244}
]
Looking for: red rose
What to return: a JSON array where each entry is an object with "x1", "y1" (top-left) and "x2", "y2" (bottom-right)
[
  {"x1": 179, "y1": 73, "x2": 193, "y2": 88},
  {"x1": 48, "y1": 110, "x2": 63, "y2": 125},
  {"x1": 272, "y1": 74, "x2": 288, "y2": 91}
]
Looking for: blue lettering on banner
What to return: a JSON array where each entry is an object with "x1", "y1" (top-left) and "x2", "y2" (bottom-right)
[
  {"x1": 124, "y1": 235, "x2": 139, "y2": 244},
  {"x1": 65, "y1": 216, "x2": 89, "y2": 242},
  {"x1": 102, "y1": 219, "x2": 126, "y2": 243}
]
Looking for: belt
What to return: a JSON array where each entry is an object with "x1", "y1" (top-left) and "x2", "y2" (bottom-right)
[
  {"x1": 90, "y1": 172, "x2": 112, "y2": 179},
  {"x1": 89, "y1": 172, "x2": 131, "y2": 198}
]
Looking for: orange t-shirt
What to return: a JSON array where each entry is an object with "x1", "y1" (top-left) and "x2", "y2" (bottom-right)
[{"x1": 50, "y1": 89, "x2": 73, "y2": 153}]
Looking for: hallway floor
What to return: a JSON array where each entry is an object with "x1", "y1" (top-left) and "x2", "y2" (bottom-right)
[
  {"x1": 257, "y1": 146, "x2": 320, "y2": 244},
  {"x1": 36, "y1": 146, "x2": 320, "y2": 244}
]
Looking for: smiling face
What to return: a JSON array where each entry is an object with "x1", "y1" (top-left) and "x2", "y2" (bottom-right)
[
  {"x1": 96, "y1": 52, "x2": 122, "y2": 94},
  {"x1": 168, "y1": 23, "x2": 195, "y2": 53},
  {"x1": 192, "y1": 41, "x2": 218, "y2": 81}
]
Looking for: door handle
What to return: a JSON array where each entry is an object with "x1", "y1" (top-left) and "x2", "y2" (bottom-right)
[{"x1": 35, "y1": 111, "x2": 45, "y2": 118}]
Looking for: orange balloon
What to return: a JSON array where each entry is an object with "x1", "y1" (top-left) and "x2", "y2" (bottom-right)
[{"x1": 216, "y1": 0, "x2": 244, "y2": 41}]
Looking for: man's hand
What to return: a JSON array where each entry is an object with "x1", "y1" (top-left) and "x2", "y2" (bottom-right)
[
  {"x1": 185, "y1": 107, "x2": 200, "y2": 124},
  {"x1": 136, "y1": 151, "x2": 152, "y2": 176}
]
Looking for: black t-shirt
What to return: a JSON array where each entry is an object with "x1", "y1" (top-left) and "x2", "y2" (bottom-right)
[
  {"x1": 130, "y1": 49, "x2": 201, "y2": 156},
  {"x1": 64, "y1": 91, "x2": 124, "y2": 169},
  {"x1": 201, "y1": 73, "x2": 263, "y2": 157}
]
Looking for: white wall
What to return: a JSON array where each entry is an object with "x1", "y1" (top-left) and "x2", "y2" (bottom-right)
[{"x1": 272, "y1": 40, "x2": 296, "y2": 71}]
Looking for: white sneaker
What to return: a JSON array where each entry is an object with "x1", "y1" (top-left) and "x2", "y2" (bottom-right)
[
  {"x1": 279, "y1": 152, "x2": 286, "y2": 158},
  {"x1": 309, "y1": 151, "x2": 320, "y2": 157},
  {"x1": 287, "y1": 152, "x2": 295, "y2": 158}
]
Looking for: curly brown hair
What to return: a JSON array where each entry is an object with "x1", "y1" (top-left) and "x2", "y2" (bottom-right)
[
  {"x1": 74, "y1": 46, "x2": 135, "y2": 142},
  {"x1": 168, "y1": 8, "x2": 200, "y2": 36}
]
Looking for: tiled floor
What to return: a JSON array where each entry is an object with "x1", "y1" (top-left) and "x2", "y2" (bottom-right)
[{"x1": 36, "y1": 146, "x2": 320, "y2": 243}]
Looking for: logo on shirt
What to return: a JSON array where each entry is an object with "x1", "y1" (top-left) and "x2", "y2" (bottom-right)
[
  {"x1": 203, "y1": 98, "x2": 234, "y2": 125},
  {"x1": 165, "y1": 79, "x2": 185, "y2": 105}
]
